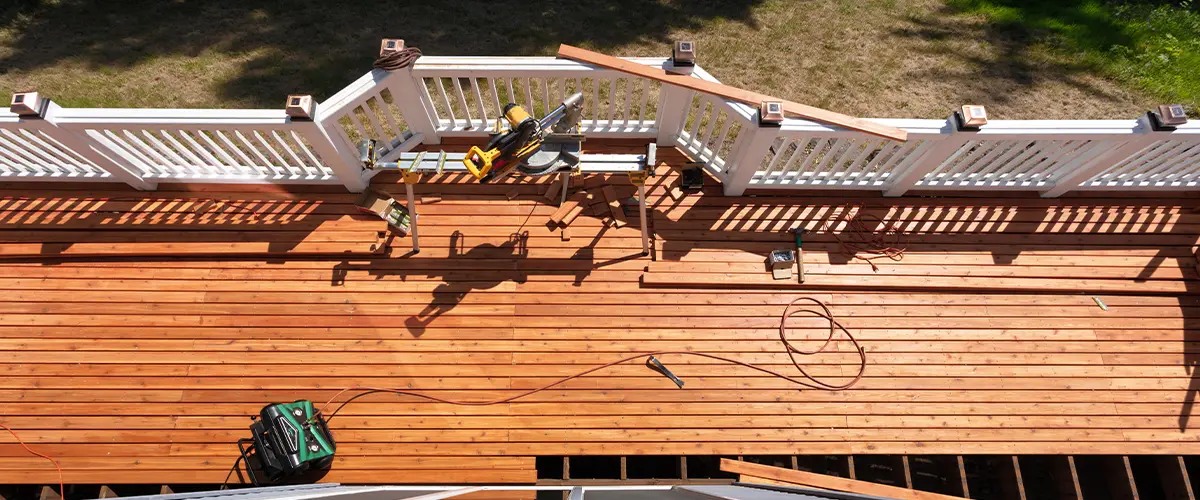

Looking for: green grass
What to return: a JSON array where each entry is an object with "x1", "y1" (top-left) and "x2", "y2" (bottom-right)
[
  {"x1": 946, "y1": 0, "x2": 1200, "y2": 112},
  {"x1": 0, "y1": 0, "x2": 1194, "y2": 118}
]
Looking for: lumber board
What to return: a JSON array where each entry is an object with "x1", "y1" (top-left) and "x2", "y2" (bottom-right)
[
  {"x1": 556, "y1": 45, "x2": 909, "y2": 141},
  {"x1": 723, "y1": 459, "x2": 965, "y2": 500}
]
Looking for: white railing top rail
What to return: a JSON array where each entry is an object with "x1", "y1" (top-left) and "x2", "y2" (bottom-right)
[
  {"x1": 772, "y1": 117, "x2": 949, "y2": 137},
  {"x1": 410, "y1": 56, "x2": 671, "y2": 73},
  {"x1": 51, "y1": 107, "x2": 293, "y2": 127}
]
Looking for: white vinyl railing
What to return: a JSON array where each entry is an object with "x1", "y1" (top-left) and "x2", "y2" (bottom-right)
[{"x1": 1, "y1": 55, "x2": 1197, "y2": 197}]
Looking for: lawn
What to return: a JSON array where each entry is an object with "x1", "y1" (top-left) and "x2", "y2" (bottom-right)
[{"x1": 0, "y1": 0, "x2": 1195, "y2": 119}]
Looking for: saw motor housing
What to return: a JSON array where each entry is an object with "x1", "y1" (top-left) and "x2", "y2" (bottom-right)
[{"x1": 237, "y1": 400, "x2": 336, "y2": 486}]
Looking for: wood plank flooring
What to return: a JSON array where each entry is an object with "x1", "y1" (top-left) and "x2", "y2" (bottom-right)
[{"x1": 1, "y1": 142, "x2": 1199, "y2": 484}]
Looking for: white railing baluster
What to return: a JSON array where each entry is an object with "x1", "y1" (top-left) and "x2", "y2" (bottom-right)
[
  {"x1": 590, "y1": 78, "x2": 600, "y2": 126},
  {"x1": 819, "y1": 140, "x2": 856, "y2": 182},
  {"x1": 178, "y1": 130, "x2": 228, "y2": 176},
  {"x1": 637, "y1": 79, "x2": 650, "y2": 127},
  {"x1": 775, "y1": 139, "x2": 810, "y2": 184},
  {"x1": 117, "y1": 131, "x2": 170, "y2": 175},
  {"x1": 0, "y1": 131, "x2": 57, "y2": 176},
  {"x1": 452, "y1": 77, "x2": 473, "y2": 129},
  {"x1": 620, "y1": 79, "x2": 632, "y2": 128},
  {"x1": 345, "y1": 112, "x2": 372, "y2": 144},
  {"x1": 698, "y1": 102, "x2": 720, "y2": 157},
  {"x1": 524, "y1": 78, "x2": 535, "y2": 116},
  {"x1": 216, "y1": 130, "x2": 255, "y2": 169},
  {"x1": 361, "y1": 100, "x2": 388, "y2": 139},
  {"x1": 707, "y1": 118, "x2": 735, "y2": 170},
  {"x1": 272, "y1": 131, "x2": 308, "y2": 176},
  {"x1": 122, "y1": 131, "x2": 174, "y2": 174},
  {"x1": 16, "y1": 130, "x2": 92, "y2": 176},
  {"x1": 605, "y1": 78, "x2": 617, "y2": 128},
  {"x1": 840, "y1": 139, "x2": 879, "y2": 182},
  {"x1": 489, "y1": 78, "x2": 502, "y2": 118},
  {"x1": 235, "y1": 131, "x2": 272, "y2": 170},
  {"x1": 253, "y1": 131, "x2": 290, "y2": 177},
  {"x1": 139, "y1": 130, "x2": 187, "y2": 173},
  {"x1": 471, "y1": 78, "x2": 487, "y2": 126},
  {"x1": 291, "y1": 131, "x2": 324, "y2": 175},
  {"x1": 759, "y1": 138, "x2": 794, "y2": 183},
  {"x1": 434, "y1": 78, "x2": 456, "y2": 129}
]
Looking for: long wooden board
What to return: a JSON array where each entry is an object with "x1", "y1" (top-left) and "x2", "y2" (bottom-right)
[
  {"x1": 722, "y1": 459, "x2": 960, "y2": 500},
  {"x1": 556, "y1": 44, "x2": 909, "y2": 142}
]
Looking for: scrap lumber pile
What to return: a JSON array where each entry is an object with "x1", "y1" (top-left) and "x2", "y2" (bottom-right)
[{"x1": 0, "y1": 184, "x2": 390, "y2": 259}]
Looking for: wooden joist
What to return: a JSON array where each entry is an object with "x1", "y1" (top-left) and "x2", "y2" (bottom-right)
[{"x1": 556, "y1": 44, "x2": 908, "y2": 142}]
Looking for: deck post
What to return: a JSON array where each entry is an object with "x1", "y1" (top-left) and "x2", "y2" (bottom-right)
[
  {"x1": 38, "y1": 100, "x2": 157, "y2": 191},
  {"x1": 883, "y1": 114, "x2": 968, "y2": 197},
  {"x1": 1039, "y1": 114, "x2": 1156, "y2": 198},
  {"x1": 296, "y1": 98, "x2": 369, "y2": 192},
  {"x1": 721, "y1": 121, "x2": 778, "y2": 196},
  {"x1": 384, "y1": 67, "x2": 442, "y2": 146},
  {"x1": 655, "y1": 84, "x2": 692, "y2": 144}
]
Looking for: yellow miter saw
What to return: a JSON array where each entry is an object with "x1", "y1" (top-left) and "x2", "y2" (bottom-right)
[{"x1": 463, "y1": 92, "x2": 584, "y2": 183}]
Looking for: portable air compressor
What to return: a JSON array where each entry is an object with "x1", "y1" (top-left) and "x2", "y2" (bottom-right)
[{"x1": 237, "y1": 400, "x2": 336, "y2": 486}]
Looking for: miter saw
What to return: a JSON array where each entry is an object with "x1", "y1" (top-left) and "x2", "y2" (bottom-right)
[{"x1": 462, "y1": 92, "x2": 584, "y2": 183}]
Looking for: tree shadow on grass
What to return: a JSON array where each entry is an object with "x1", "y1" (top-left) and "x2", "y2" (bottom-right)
[
  {"x1": 0, "y1": 0, "x2": 763, "y2": 107},
  {"x1": 890, "y1": 0, "x2": 1143, "y2": 108}
]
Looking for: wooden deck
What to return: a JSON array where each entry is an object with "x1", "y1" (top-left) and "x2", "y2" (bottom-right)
[{"x1": 1, "y1": 141, "x2": 1199, "y2": 485}]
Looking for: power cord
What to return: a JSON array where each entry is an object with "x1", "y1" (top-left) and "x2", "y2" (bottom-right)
[
  {"x1": 825, "y1": 211, "x2": 906, "y2": 271},
  {"x1": 1, "y1": 423, "x2": 63, "y2": 497},
  {"x1": 320, "y1": 297, "x2": 865, "y2": 420}
]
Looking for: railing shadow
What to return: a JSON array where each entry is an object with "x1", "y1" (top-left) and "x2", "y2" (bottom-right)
[
  {"x1": 0, "y1": 192, "x2": 378, "y2": 257},
  {"x1": 648, "y1": 180, "x2": 1200, "y2": 431}
]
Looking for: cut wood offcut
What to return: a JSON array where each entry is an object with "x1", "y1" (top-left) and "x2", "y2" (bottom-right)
[{"x1": 557, "y1": 44, "x2": 908, "y2": 142}]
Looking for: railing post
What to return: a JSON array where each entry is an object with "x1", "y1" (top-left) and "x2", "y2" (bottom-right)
[
  {"x1": 384, "y1": 68, "x2": 441, "y2": 145},
  {"x1": 655, "y1": 84, "x2": 692, "y2": 144},
  {"x1": 1039, "y1": 114, "x2": 1156, "y2": 198},
  {"x1": 721, "y1": 120, "x2": 778, "y2": 196},
  {"x1": 38, "y1": 100, "x2": 157, "y2": 191},
  {"x1": 883, "y1": 115, "x2": 969, "y2": 197},
  {"x1": 290, "y1": 95, "x2": 368, "y2": 193}
]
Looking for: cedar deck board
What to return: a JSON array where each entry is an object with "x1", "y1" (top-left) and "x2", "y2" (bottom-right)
[{"x1": 0, "y1": 141, "x2": 1198, "y2": 485}]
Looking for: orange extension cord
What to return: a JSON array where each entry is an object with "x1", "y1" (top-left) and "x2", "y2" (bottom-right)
[
  {"x1": 320, "y1": 297, "x2": 866, "y2": 420},
  {"x1": 826, "y1": 212, "x2": 907, "y2": 272},
  {"x1": 1, "y1": 423, "x2": 63, "y2": 496}
]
